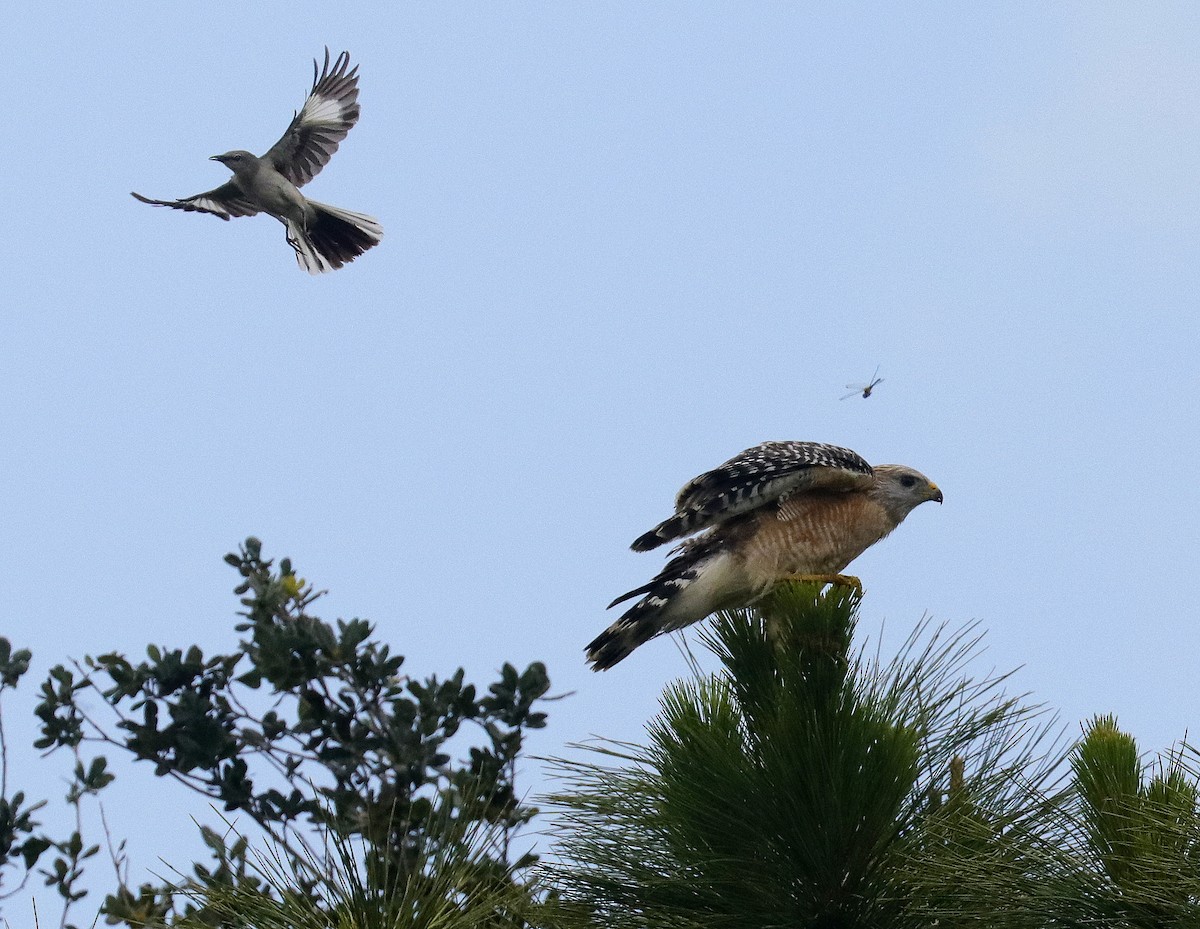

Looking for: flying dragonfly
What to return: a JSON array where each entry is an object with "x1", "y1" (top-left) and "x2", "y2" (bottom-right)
[{"x1": 841, "y1": 366, "x2": 884, "y2": 400}]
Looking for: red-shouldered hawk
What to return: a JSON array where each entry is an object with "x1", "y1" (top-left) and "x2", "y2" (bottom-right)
[{"x1": 586, "y1": 441, "x2": 942, "y2": 670}]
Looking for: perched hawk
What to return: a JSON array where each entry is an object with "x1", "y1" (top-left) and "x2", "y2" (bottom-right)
[
  {"x1": 586, "y1": 441, "x2": 942, "y2": 670},
  {"x1": 132, "y1": 49, "x2": 382, "y2": 273}
]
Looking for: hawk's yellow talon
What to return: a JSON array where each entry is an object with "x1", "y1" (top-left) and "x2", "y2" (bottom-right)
[{"x1": 777, "y1": 573, "x2": 862, "y2": 592}]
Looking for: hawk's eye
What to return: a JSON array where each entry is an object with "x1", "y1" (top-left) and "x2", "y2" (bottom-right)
[{"x1": 900, "y1": 475, "x2": 917, "y2": 488}]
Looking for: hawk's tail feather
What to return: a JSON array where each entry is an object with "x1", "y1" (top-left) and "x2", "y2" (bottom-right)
[
  {"x1": 606, "y1": 579, "x2": 658, "y2": 610},
  {"x1": 588, "y1": 539, "x2": 729, "y2": 671},
  {"x1": 630, "y1": 513, "x2": 690, "y2": 552},
  {"x1": 286, "y1": 201, "x2": 383, "y2": 274},
  {"x1": 586, "y1": 616, "x2": 665, "y2": 672}
]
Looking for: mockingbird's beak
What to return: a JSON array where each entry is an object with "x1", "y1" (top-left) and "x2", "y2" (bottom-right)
[{"x1": 209, "y1": 155, "x2": 224, "y2": 162}]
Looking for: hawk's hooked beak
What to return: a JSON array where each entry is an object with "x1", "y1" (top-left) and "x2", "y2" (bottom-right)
[{"x1": 928, "y1": 483, "x2": 943, "y2": 504}]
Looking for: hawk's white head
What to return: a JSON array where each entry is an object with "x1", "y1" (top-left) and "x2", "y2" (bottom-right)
[{"x1": 869, "y1": 465, "x2": 943, "y2": 526}]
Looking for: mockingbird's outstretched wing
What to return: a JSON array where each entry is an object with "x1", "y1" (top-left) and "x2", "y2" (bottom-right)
[
  {"x1": 263, "y1": 48, "x2": 362, "y2": 188},
  {"x1": 130, "y1": 184, "x2": 260, "y2": 220}
]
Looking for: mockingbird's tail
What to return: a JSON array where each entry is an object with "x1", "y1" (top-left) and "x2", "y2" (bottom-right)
[{"x1": 286, "y1": 200, "x2": 383, "y2": 274}]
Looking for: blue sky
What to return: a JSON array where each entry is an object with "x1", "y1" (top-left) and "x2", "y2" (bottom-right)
[{"x1": 6, "y1": 2, "x2": 1200, "y2": 919}]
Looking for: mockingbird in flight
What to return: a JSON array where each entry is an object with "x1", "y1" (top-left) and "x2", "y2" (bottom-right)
[{"x1": 132, "y1": 49, "x2": 382, "y2": 274}]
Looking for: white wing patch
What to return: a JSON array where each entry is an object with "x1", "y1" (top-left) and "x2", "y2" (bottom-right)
[{"x1": 300, "y1": 94, "x2": 355, "y2": 128}]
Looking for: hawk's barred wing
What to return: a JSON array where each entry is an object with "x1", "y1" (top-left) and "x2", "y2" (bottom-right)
[
  {"x1": 130, "y1": 184, "x2": 260, "y2": 220},
  {"x1": 631, "y1": 441, "x2": 874, "y2": 552},
  {"x1": 263, "y1": 48, "x2": 361, "y2": 188}
]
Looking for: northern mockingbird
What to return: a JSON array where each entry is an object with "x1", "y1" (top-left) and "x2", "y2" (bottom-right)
[{"x1": 132, "y1": 50, "x2": 382, "y2": 274}]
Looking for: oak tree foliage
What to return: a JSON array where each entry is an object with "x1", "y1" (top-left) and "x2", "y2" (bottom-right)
[{"x1": 3, "y1": 538, "x2": 552, "y2": 927}]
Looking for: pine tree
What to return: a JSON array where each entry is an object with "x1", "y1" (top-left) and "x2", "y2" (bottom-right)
[{"x1": 545, "y1": 583, "x2": 1063, "y2": 929}]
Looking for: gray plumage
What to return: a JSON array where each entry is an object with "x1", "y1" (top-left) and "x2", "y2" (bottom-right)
[{"x1": 132, "y1": 49, "x2": 382, "y2": 274}]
